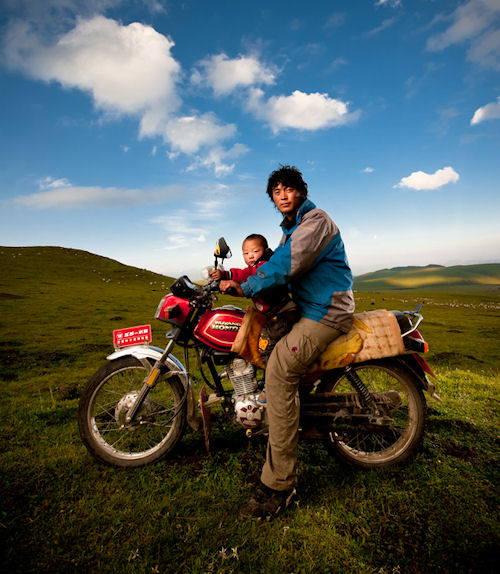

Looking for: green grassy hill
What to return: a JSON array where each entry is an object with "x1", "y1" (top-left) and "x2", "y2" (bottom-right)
[
  {"x1": 0, "y1": 245, "x2": 499, "y2": 573},
  {"x1": 354, "y1": 263, "x2": 500, "y2": 291},
  {"x1": 0, "y1": 246, "x2": 177, "y2": 381},
  {"x1": 0, "y1": 245, "x2": 172, "y2": 292},
  {"x1": 2, "y1": 246, "x2": 499, "y2": 371},
  {"x1": 4, "y1": 245, "x2": 498, "y2": 295}
]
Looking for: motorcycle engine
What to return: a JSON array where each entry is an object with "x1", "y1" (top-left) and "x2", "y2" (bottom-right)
[{"x1": 226, "y1": 358, "x2": 264, "y2": 429}]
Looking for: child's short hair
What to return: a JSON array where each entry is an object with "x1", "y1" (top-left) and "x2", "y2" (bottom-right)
[{"x1": 243, "y1": 234, "x2": 268, "y2": 250}]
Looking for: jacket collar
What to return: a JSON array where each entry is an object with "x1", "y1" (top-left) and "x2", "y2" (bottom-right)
[{"x1": 281, "y1": 199, "x2": 316, "y2": 232}]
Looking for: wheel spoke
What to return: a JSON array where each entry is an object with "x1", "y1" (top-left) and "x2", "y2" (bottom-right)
[
  {"x1": 93, "y1": 403, "x2": 118, "y2": 419},
  {"x1": 317, "y1": 362, "x2": 426, "y2": 467},
  {"x1": 140, "y1": 420, "x2": 174, "y2": 428},
  {"x1": 79, "y1": 359, "x2": 186, "y2": 464}
]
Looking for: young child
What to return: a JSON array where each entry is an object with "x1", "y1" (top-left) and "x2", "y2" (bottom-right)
[
  {"x1": 211, "y1": 234, "x2": 286, "y2": 313},
  {"x1": 212, "y1": 235, "x2": 298, "y2": 402}
]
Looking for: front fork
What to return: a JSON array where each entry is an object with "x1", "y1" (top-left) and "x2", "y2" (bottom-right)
[{"x1": 125, "y1": 331, "x2": 180, "y2": 424}]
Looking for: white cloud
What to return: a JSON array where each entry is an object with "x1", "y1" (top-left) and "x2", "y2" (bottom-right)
[
  {"x1": 362, "y1": 167, "x2": 375, "y2": 173},
  {"x1": 142, "y1": 0, "x2": 167, "y2": 14},
  {"x1": 394, "y1": 166, "x2": 459, "y2": 191},
  {"x1": 329, "y1": 57, "x2": 348, "y2": 71},
  {"x1": 4, "y1": 16, "x2": 181, "y2": 135},
  {"x1": 187, "y1": 143, "x2": 249, "y2": 176},
  {"x1": 325, "y1": 13, "x2": 346, "y2": 29},
  {"x1": 427, "y1": 0, "x2": 500, "y2": 70},
  {"x1": 152, "y1": 184, "x2": 236, "y2": 251},
  {"x1": 2, "y1": 15, "x2": 249, "y2": 174},
  {"x1": 15, "y1": 179, "x2": 183, "y2": 209},
  {"x1": 1, "y1": 1, "x2": 163, "y2": 21},
  {"x1": 162, "y1": 113, "x2": 248, "y2": 175},
  {"x1": 153, "y1": 212, "x2": 207, "y2": 235},
  {"x1": 37, "y1": 176, "x2": 72, "y2": 190},
  {"x1": 471, "y1": 96, "x2": 500, "y2": 124},
  {"x1": 161, "y1": 236, "x2": 192, "y2": 251},
  {"x1": 247, "y1": 88, "x2": 359, "y2": 133},
  {"x1": 375, "y1": 0, "x2": 401, "y2": 7},
  {"x1": 367, "y1": 17, "x2": 397, "y2": 37},
  {"x1": 164, "y1": 113, "x2": 236, "y2": 154},
  {"x1": 192, "y1": 53, "x2": 276, "y2": 96}
]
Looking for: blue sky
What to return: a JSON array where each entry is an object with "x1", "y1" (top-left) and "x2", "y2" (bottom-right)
[{"x1": 1, "y1": 0, "x2": 499, "y2": 279}]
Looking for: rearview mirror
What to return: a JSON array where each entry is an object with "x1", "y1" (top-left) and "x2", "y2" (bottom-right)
[{"x1": 214, "y1": 237, "x2": 232, "y2": 260}]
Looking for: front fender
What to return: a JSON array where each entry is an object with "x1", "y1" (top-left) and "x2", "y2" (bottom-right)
[
  {"x1": 107, "y1": 345, "x2": 189, "y2": 389},
  {"x1": 107, "y1": 345, "x2": 201, "y2": 430}
]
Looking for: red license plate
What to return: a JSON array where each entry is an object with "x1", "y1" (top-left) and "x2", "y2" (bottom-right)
[{"x1": 113, "y1": 324, "x2": 152, "y2": 348}]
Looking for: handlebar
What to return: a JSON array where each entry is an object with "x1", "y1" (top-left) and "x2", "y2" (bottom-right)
[
  {"x1": 203, "y1": 280, "x2": 239, "y2": 297},
  {"x1": 204, "y1": 279, "x2": 238, "y2": 297},
  {"x1": 224, "y1": 286, "x2": 239, "y2": 296},
  {"x1": 204, "y1": 280, "x2": 220, "y2": 293}
]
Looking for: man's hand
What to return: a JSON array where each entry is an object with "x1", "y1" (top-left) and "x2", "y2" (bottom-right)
[{"x1": 219, "y1": 280, "x2": 244, "y2": 297}]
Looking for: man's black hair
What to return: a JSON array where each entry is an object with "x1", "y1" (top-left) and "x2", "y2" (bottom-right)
[
  {"x1": 244, "y1": 234, "x2": 268, "y2": 250},
  {"x1": 266, "y1": 165, "x2": 308, "y2": 202}
]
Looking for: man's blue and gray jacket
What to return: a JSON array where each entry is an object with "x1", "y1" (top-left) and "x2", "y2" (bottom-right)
[{"x1": 241, "y1": 199, "x2": 354, "y2": 333}]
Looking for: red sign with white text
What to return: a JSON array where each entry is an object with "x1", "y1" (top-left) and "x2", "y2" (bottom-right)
[{"x1": 113, "y1": 324, "x2": 152, "y2": 349}]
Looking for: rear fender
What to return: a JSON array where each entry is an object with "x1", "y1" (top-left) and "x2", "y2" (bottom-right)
[{"x1": 396, "y1": 354, "x2": 441, "y2": 402}]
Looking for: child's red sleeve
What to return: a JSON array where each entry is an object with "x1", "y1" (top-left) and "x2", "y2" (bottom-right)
[{"x1": 229, "y1": 267, "x2": 253, "y2": 283}]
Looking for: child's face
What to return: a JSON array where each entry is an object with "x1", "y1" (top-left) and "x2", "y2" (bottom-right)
[{"x1": 242, "y1": 239, "x2": 265, "y2": 267}]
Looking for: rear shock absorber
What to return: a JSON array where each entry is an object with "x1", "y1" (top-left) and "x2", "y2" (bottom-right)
[{"x1": 345, "y1": 366, "x2": 379, "y2": 415}]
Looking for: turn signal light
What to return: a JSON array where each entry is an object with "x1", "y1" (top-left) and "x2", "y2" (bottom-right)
[
  {"x1": 164, "y1": 305, "x2": 180, "y2": 320},
  {"x1": 405, "y1": 335, "x2": 429, "y2": 353}
]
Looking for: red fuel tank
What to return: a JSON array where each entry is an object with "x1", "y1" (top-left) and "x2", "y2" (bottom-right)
[{"x1": 193, "y1": 306, "x2": 245, "y2": 350}]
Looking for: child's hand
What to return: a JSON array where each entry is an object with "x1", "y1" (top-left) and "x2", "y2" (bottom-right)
[{"x1": 210, "y1": 269, "x2": 224, "y2": 280}]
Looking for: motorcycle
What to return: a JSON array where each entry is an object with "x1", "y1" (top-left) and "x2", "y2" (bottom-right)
[{"x1": 78, "y1": 238, "x2": 440, "y2": 469}]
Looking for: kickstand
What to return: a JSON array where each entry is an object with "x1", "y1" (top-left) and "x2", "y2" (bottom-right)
[{"x1": 199, "y1": 384, "x2": 212, "y2": 454}]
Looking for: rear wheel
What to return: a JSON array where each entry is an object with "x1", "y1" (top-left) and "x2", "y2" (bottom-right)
[
  {"x1": 78, "y1": 356, "x2": 186, "y2": 467},
  {"x1": 316, "y1": 360, "x2": 426, "y2": 469}
]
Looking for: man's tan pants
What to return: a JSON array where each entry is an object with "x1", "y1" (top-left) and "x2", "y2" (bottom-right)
[{"x1": 261, "y1": 317, "x2": 342, "y2": 491}]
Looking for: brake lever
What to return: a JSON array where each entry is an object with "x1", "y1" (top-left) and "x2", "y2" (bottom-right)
[{"x1": 203, "y1": 280, "x2": 221, "y2": 299}]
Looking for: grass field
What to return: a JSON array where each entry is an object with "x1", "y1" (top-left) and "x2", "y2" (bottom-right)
[{"x1": 1, "y1": 247, "x2": 499, "y2": 573}]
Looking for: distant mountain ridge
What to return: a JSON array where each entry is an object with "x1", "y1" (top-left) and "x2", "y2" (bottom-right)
[
  {"x1": 354, "y1": 263, "x2": 500, "y2": 291},
  {"x1": 2, "y1": 246, "x2": 499, "y2": 293}
]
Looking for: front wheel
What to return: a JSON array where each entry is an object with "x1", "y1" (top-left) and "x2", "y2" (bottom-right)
[
  {"x1": 316, "y1": 360, "x2": 427, "y2": 469},
  {"x1": 78, "y1": 356, "x2": 187, "y2": 467}
]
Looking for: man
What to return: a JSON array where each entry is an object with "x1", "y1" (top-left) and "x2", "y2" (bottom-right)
[{"x1": 220, "y1": 165, "x2": 354, "y2": 518}]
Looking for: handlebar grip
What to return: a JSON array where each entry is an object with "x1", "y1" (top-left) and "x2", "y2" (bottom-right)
[{"x1": 225, "y1": 286, "x2": 238, "y2": 296}]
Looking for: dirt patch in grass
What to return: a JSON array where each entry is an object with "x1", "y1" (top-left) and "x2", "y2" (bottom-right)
[
  {"x1": 0, "y1": 292, "x2": 24, "y2": 299},
  {"x1": 432, "y1": 351, "x2": 484, "y2": 363},
  {"x1": 441, "y1": 438, "x2": 480, "y2": 461},
  {"x1": 0, "y1": 343, "x2": 29, "y2": 380}
]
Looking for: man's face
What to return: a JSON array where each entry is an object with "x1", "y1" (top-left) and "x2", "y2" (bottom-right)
[{"x1": 272, "y1": 182, "x2": 302, "y2": 219}]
